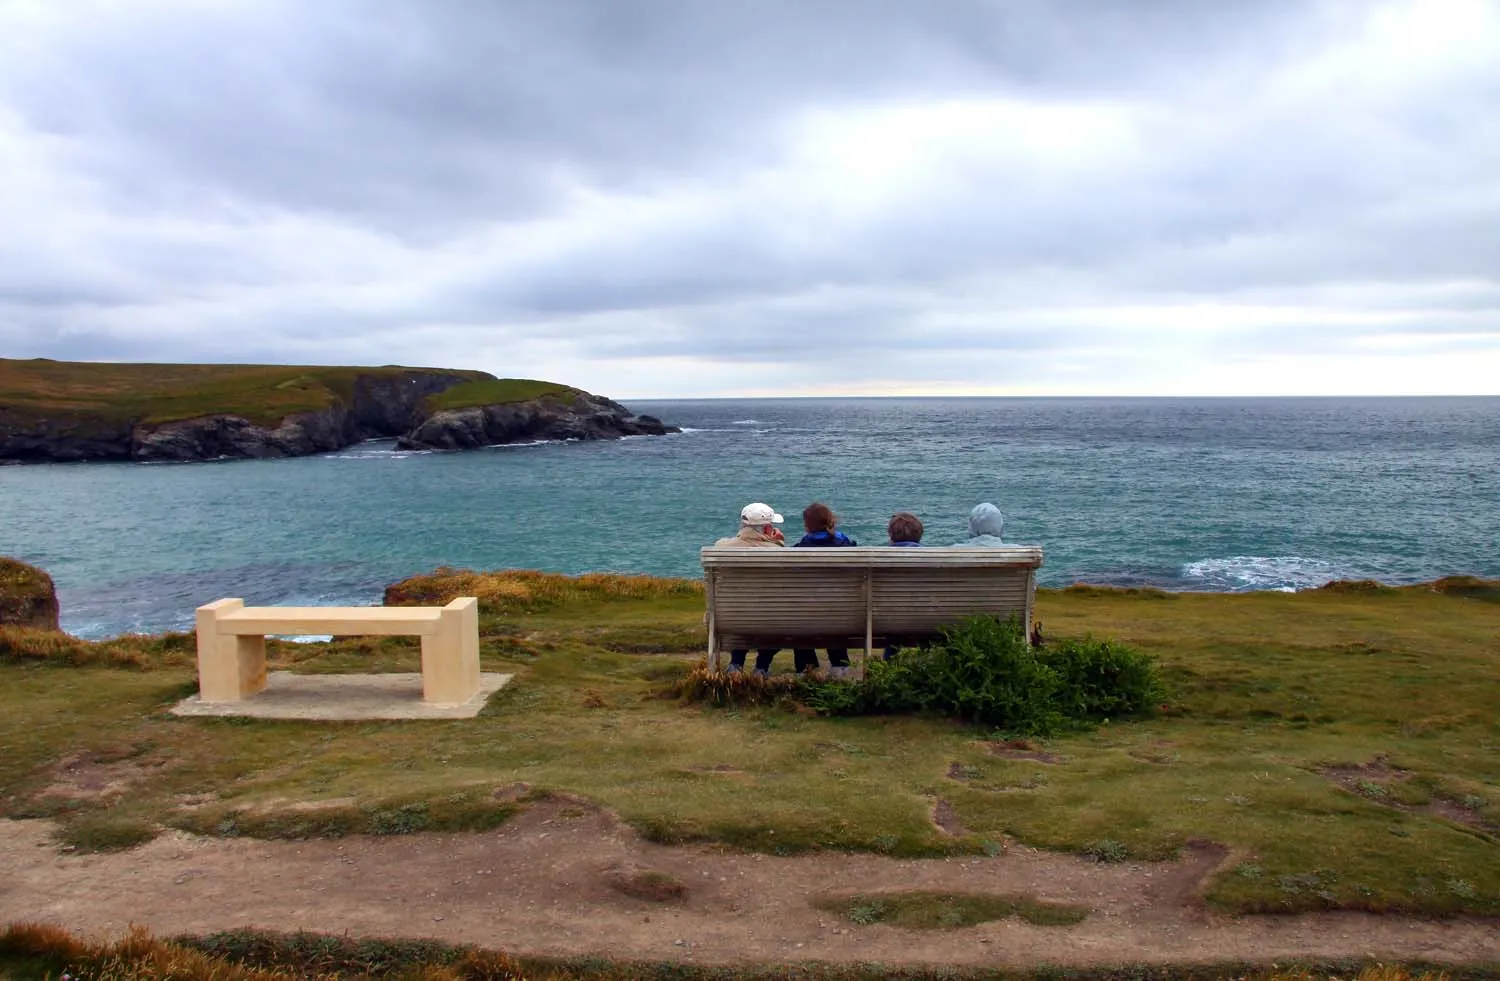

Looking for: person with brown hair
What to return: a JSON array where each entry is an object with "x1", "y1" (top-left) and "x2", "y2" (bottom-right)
[
  {"x1": 882, "y1": 511, "x2": 923, "y2": 659},
  {"x1": 791, "y1": 501, "x2": 857, "y2": 675},
  {"x1": 886, "y1": 511, "x2": 924, "y2": 546}
]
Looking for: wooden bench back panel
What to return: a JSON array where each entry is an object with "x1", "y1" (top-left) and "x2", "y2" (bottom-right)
[
  {"x1": 701, "y1": 546, "x2": 1043, "y2": 650},
  {"x1": 710, "y1": 569, "x2": 867, "y2": 636},
  {"x1": 871, "y1": 567, "x2": 1031, "y2": 633}
]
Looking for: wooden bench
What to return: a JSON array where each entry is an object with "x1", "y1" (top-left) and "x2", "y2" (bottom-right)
[
  {"x1": 700, "y1": 546, "x2": 1044, "y2": 670},
  {"x1": 194, "y1": 597, "x2": 481, "y2": 704}
]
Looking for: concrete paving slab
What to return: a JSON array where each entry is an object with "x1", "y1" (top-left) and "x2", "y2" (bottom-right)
[{"x1": 169, "y1": 670, "x2": 512, "y2": 720}]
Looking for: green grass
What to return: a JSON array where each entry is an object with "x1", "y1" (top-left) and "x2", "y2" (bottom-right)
[
  {"x1": 0, "y1": 357, "x2": 491, "y2": 428},
  {"x1": 1, "y1": 572, "x2": 1498, "y2": 919},
  {"x1": 814, "y1": 891, "x2": 1088, "y2": 928},
  {"x1": 424, "y1": 378, "x2": 577, "y2": 411}
]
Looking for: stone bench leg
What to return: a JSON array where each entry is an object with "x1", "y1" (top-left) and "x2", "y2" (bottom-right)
[
  {"x1": 195, "y1": 598, "x2": 268, "y2": 702},
  {"x1": 421, "y1": 597, "x2": 481, "y2": 704}
]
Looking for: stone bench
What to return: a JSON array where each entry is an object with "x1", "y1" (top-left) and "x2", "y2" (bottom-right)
[
  {"x1": 700, "y1": 546, "x2": 1044, "y2": 671},
  {"x1": 194, "y1": 597, "x2": 481, "y2": 705}
]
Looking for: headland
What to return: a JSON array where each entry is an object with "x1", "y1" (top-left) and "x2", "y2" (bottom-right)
[{"x1": 0, "y1": 357, "x2": 676, "y2": 463}]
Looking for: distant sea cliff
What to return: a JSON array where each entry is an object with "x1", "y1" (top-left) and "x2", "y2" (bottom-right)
[{"x1": 0, "y1": 358, "x2": 676, "y2": 463}]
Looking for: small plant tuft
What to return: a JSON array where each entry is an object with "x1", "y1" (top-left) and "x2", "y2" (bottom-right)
[
  {"x1": 1084, "y1": 838, "x2": 1129, "y2": 863},
  {"x1": 55, "y1": 814, "x2": 159, "y2": 853},
  {"x1": 817, "y1": 891, "x2": 1087, "y2": 929}
]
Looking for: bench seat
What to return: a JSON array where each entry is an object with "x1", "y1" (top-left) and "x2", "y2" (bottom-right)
[{"x1": 216, "y1": 606, "x2": 446, "y2": 636}]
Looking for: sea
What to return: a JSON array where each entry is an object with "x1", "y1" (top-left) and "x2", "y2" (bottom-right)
[{"x1": 2, "y1": 397, "x2": 1497, "y2": 640}]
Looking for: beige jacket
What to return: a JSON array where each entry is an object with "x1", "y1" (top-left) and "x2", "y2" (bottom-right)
[{"x1": 713, "y1": 527, "x2": 784, "y2": 548}]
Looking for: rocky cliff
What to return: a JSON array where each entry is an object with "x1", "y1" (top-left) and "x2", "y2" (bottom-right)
[
  {"x1": 0, "y1": 361, "x2": 676, "y2": 463},
  {"x1": 398, "y1": 390, "x2": 677, "y2": 450},
  {"x1": 129, "y1": 370, "x2": 475, "y2": 462},
  {"x1": 0, "y1": 557, "x2": 60, "y2": 631}
]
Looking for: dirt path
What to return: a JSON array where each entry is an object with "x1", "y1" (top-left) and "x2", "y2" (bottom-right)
[{"x1": 2, "y1": 799, "x2": 1496, "y2": 970}]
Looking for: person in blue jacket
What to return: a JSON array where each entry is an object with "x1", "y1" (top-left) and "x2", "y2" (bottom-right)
[{"x1": 791, "y1": 501, "x2": 856, "y2": 675}]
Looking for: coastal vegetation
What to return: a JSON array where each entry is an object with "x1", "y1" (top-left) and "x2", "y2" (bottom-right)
[
  {"x1": 0, "y1": 556, "x2": 59, "y2": 631},
  {"x1": 672, "y1": 616, "x2": 1165, "y2": 735},
  {"x1": 0, "y1": 357, "x2": 489, "y2": 428},
  {"x1": 1, "y1": 570, "x2": 1496, "y2": 927},
  {"x1": 423, "y1": 378, "x2": 577, "y2": 411}
]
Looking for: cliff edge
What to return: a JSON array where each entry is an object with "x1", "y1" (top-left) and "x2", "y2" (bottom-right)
[
  {"x1": 399, "y1": 385, "x2": 675, "y2": 450},
  {"x1": 0, "y1": 557, "x2": 60, "y2": 631},
  {"x1": 0, "y1": 359, "x2": 676, "y2": 463}
]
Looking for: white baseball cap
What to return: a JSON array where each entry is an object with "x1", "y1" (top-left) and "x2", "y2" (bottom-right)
[{"x1": 740, "y1": 502, "x2": 784, "y2": 525}]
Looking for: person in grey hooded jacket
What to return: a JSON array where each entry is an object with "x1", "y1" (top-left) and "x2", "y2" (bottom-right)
[{"x1": 954, "y1": 502, "x2": 1005, "y2": 545}]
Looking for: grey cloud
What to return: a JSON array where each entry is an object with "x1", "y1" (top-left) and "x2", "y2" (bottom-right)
[{"x1": 0, "y1": 1, "x2": 1496, "y2": 393}]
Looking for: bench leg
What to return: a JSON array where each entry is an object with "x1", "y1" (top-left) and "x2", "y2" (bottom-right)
[
  {"x1": 196, "y1": 599, "x2": 266, "y2": 702},
  {"x1": 422, "y1": 597, "x2": 481, "y2": 704}
]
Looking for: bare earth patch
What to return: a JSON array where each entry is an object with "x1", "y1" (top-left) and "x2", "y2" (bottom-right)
[
  {"x1": 3, "y1": 802, "x2": 1498, "y2": 969},
  {"x1": 38, "y1": 751, "x2": 167, "y2": 804},
  {"x1": 1319, "y1": 757, "x2": 1500, "y2": 837},
  {"x1": 930, "y1": 798, "x2": 968, "y2": 838},
  {"x1": 981, "y1": 739, "x2": 1064, "y2": 764}
]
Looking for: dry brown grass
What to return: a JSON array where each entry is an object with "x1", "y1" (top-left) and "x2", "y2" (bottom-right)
[
  {"x1": 0, "y1": 922, "x2": 1470, "y2": 980},
  {"x1": 384, "y1": 567, "x2": 702, "y2": 615},
  {"x1": 0, "y1": 626, "x2": 195, "y2": 669}
]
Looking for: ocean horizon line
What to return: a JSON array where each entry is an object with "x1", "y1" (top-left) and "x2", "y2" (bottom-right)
[{"x1": 623, "y1": 393, "x2": 1500, "y2": 402}]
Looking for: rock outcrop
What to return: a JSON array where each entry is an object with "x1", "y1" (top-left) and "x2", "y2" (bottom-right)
[
  {"x1": 1, "y1": 366, "x2": 677, "y2": 463},
  {"x1": 0, "y1": 557, "x2": 61, "y2": 631},
  {"x1": 0, "y1": 407, "x2": 136, "y2": 462},
  {"x1": 397, "y1": 391, "x2": 677, "y2": 451},
  {"x1": 128, "y1": 369, "x2": 477, "y2": 463}
]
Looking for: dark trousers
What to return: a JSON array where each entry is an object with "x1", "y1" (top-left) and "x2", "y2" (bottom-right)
[
  {"x1": 730, "y1": 649, "x2": 825, "y2": 673},
  {"x1": 792, "y1": 647, "x2": 849, "y2": 670},
  {"x1": 729, "y1": 648, "x2": 782, "y2": 673}
]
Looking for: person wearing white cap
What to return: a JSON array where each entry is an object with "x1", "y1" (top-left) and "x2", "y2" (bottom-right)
[
  {"x1": 715, "y1": 502, "x2": 786, "y2": 547},
  {"x1": 713, "y1": 502, "x2": 786, "y2": 673}
]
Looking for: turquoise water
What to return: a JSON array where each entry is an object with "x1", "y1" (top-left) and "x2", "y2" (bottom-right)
[{"x1": 2, "y1": 397, "x2": 1497, "y2": 638}]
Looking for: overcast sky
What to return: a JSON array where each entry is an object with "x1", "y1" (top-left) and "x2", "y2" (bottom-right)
[{"x1": 2, "y1": 0, "x2": 1497, "y2": 397}]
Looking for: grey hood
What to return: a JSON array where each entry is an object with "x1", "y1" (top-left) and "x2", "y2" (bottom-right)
[{"x1": 955, "y1": 502, "x2": 1005, "y2": 545}]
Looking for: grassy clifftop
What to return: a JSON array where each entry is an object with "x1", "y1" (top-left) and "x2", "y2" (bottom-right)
[
  {"x1": 0, "y1": 358, "x2": 494, "y2": 428},
  {"x1": 424, "y1": 378, "x2": 578, "y2": 411},
  {"x1": 5, "y1": 571, "x2": 1495, "y2": 920}
]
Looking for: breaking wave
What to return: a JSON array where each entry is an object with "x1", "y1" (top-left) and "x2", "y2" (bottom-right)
[{"x1": 1179, "y1": 556, "x2": 1345, "y2": 592}]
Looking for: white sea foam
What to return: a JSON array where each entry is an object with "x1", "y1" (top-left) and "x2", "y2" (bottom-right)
[
  {"x1": 482, "y1": 439, "x2": 555, "y2": 450},
  {"x1": 323, "y1": 439, "x2": 431, "y2": 460},
  {"x1": 1180, "y1": 556, "x2": 1344, "y2": 592},
  {"x1": 731, "y1": 419, "x2": 760, "y2": 425}
]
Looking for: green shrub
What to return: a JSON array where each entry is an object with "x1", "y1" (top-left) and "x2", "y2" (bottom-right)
[
  {"x1": 860, "y1": 616, "x2": 1067, "y2": 734},
  {"x1": 1043, "y1": 635, "x2": 1166, "y2": 720},
  {"x1": 685, "y1": 616, "x2": 1164, "y2": 737}
]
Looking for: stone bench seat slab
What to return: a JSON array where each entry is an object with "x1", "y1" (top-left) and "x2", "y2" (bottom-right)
[{"x1": 215, "y1": 606, "x2": 446, "y2": 636}]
